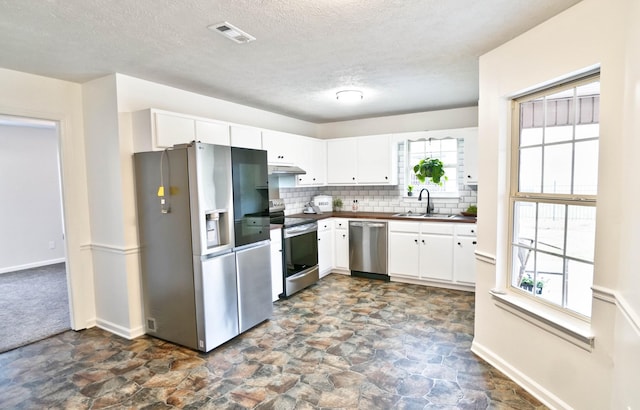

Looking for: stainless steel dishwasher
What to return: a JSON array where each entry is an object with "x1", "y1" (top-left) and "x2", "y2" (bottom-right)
[{"x1": 349, "y1": 221, "x2": 389, "y2": 281}]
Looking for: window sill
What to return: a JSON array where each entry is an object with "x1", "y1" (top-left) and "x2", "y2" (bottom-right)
[
  {"x1": 490, "y1": 289, "x2": 595, "y2": 352},
  {"x1": 404, "y1": 193, "x2": 460, "y2": 200}
]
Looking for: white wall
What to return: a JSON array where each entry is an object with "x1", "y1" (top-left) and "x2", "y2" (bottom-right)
[
  {"x1": 83, "y1": 75, "x2": 144, "y2": 338},
  {"x1": 316, "y1": 106, "x2": 478, "y2": 138},
  {"x1": 610, "y1": 0, "x2": 640, "y2": 407},
  {"x1": 473, "y1": 0, "x2": 639, "y2": 408},
  {"x1": 0, "y1": 68, "x2": 95, "y2": 330},
  {"x1": 0, "y1": 124, "x2": 65, "y2": 272},
  {"x1": 115, "y1": 74, "x2": 317, "y2": 137}
]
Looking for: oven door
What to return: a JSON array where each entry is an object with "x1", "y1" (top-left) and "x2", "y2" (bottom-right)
[{"x1": 283, "y1": 223, "x2": 319, "y2": 296}]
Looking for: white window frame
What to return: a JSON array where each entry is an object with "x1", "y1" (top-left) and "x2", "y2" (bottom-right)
[
  {"x1": 508, "y1": 73, "x2": 599, "y2": 321},
  {"x1": 404, "y1": 137, "x2": 460, "y2": 198}
]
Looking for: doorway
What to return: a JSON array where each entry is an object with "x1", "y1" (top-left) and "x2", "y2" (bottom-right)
[{"x1": 0, "y1": 114, "x2": 71, "y2": 352}]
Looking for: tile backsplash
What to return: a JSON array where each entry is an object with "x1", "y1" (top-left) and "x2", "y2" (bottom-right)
[{"x1": 280, "y1": 140, "x2": 477, "y2": 215}]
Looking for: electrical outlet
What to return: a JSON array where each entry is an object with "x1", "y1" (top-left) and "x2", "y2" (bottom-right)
[{"x1": 48, "y1": 241, "x2": 55, "y2": 249}]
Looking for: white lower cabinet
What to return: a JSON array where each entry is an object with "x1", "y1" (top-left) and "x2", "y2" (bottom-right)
[
  {"x1": 389, "y1": 221, "x2": 474, "y2": 288},
  {"x1": 270, "y1": 229, "x2": 283, "y2": 302},
  {"x1": 453, "y1": 224, "x2": 477, "y2": 284},
  {"x1": 388, "y1": 223, "x2": 420, "y2": 278},
  {"x1": 333, "y1": 218, "x2": 350, "y2": 271},
  {"x1": 317, "y1": 219, "x2": 333, "y2": 277}
]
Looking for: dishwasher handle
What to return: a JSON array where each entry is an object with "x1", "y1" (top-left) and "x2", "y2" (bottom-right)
[{"x1": 350, "y1": 221, "x2": 386, "y2": 228}]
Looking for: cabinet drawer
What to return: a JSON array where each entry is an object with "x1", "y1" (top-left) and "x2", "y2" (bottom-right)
[
  {"x1": 455, "y1": 224, "x2": 477, "y2": 236},
  {"x1": 334, "y1": 219, "x2": 349, "y2": 230},
  {"x1": 420, "y1": 223, "x2": 454, "y2": 235},
  {"x1": 389, "y1": 221, "x2": 420, "y2": 234},
  {"x1": 318, "y1": 219, "x2": 333, "y2": 232}
]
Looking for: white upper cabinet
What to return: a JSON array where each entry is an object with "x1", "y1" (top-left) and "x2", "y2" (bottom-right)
[
  {"x1": 133, "y1": 109, "x2": 195, "y2": 152},
  {"x1": 327, "y1": 135, "x2": 397, "y2": 185},
  {"x1": 357, "y1": 134, "x2": 396, "y2": 184},
  {"x1": 230, "y1": 125, "x2": 262, "y2": 149},
  {"x1": 327, "y1": 138, "x2": 358, "y2": 184},
  {"x1": 296, "y1": 137, "x2": 326, "y2": 186},
  {"x1": 262, "y1": 130, "x2": 301, "y2": 165},
  {"x1": 195, "y1": 120, "x2": 230, "y2": 146},
  {"x1": 463, "y1": 128, "x2": 478, "y2": 185}
]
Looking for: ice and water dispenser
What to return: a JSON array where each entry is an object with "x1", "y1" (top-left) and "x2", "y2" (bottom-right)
[{"x1": 205, "y1": 210, "x2": 229, "y2": 249}]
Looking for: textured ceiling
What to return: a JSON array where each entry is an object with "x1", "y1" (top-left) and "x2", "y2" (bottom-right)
[{"x1": 0, "y1": 0, "x2": 582, "y2": 123}]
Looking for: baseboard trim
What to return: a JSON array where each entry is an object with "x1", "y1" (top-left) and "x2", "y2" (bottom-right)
[
  {"x1": 0, "y1": 258, "x2": 66, "y2": 274},
  {"x1": 471, "y1": 340, "x2": 572, "y2": 410},
  {"x1": 96, "y1": 319, "x2": 145, "y2": 340}
]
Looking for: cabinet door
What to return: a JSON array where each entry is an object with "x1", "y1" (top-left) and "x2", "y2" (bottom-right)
[
  {"x1": 262, "y1": 130, "x2": 299, "y2": 164},
  {"x1": 357, "y1": 134, "x2": 394, "y2": 184},
  {"x1": 196, "y1": 120, "x2": 230, "y2": 146},
  {"x1": 318, "y1": 228, "x2": 333, "y2": 277},
  {"x1": 327, "y1": 139, "x2": 357, "y2": 184},
  {"x1": 464, "y1": 130, "x2": 478, "y2": 185},
  {"x1": 230, "y1": 125, "x2": 262, "y2": 149},
  {"x1": 270, "y1": 229, "x2": 283, "y2": 301},
  {"x1": 334, "y1": 227, "x2": 350, "y2": 270},
  {"x1": 155, "y1": 113, "x2": 195, "y2": 148},
  {"x1": 297, "y1": 137, "x2": 327, "y2": 186},
  {"x1": 454, "y1": 236, "x2": 477, "y2": 284},
  {"x1": 388, "y1": 231, "x2": 420, "y2": 278},
  {"x1": 419, "y1": 233, "x2": 453, "y2": 281}
]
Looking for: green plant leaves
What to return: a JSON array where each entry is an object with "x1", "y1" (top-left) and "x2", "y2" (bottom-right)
[{"x1": 413, "y1": 158, "x2": 447, "y2": 185}]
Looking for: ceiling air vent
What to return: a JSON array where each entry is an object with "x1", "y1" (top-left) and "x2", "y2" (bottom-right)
[{"x1": 208, "y1": 22, "x2": 256, "y2": 44}]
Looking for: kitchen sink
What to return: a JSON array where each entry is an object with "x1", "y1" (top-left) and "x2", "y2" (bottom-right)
[{"x1": 393, "y1": 212, "x2": 456, "y2": 219}]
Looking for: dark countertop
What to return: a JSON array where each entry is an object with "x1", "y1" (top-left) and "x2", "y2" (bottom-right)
[{"x1": 287, "y1": 211, "x2": 477, "y2": 224}]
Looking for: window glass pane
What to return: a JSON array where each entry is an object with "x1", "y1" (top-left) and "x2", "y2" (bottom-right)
[
  {"x1": 536, "y1": 203, "x2": 565, "y2": 255},
  {"x1": 521, "y1": 127, "x2": 543, "y2": 147},
  {"x1": 543, "y1": 143, "x2": 572, "y2": 194},
  {"x1": 513, "y1": 246, "x2": 535, "y2": 291},
  {"x1": 545, "y1": 125, "x2": 574, "y2": 144},
  {"x1": 513, "y1": 201, "x2": 537, "y2": 246},
  {"x1": 566, "y1": 260, "x2": 593, "y2": 316},
  {"x1": 573, "y1": 140, "x2": 599, "y2": 195},
  {"x1": 575, "y1": 123, "x2": 599, "y2": 140},
  {"x1": 535, "y1": 253, "x2": 564, "y2": 306},
  {"x1": 566, "y1": 205, "x2": 596, "y2": 262},
  {"x1": 519, "y1": 147, "x2": 542, "y2": 193}
]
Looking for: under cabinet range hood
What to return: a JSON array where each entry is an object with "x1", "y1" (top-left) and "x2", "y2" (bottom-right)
[{"x1": 268, "y1": 164, "x2": 306, "y2": 175}]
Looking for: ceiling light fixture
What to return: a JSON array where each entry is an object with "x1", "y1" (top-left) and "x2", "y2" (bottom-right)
[
  {"x1": 208, "y1": 22, "x2": 256, "y2": 44},
  {"x1": 336, "y1": 90, "x2": 363, "y2": 103}
]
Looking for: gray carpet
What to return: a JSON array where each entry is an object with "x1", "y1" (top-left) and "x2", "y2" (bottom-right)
[{"x1": 0, "y1": 263, "x2": 70, "y2": 353}]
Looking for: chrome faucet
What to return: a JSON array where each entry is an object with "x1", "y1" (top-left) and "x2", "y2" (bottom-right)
[{"x1": 418, "y1": 188, "x2": 434, "y2": 214}]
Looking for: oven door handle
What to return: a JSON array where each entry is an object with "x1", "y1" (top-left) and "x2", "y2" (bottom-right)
[
  {"x1": 288, "y1": 266, "x2": 318, "y2": 282},
  {"x1": 283, "y1": 223, "x2": 317, "y2": 238}
]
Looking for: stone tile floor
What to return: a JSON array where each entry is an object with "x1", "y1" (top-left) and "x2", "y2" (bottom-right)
[{"x1": 0, "y1": 274, "x2": 546, "y2": 409}]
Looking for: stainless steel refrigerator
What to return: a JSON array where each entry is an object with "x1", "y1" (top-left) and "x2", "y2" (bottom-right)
[{"x1": 134, "y1": 142, "x2": 272, "y2": 352}]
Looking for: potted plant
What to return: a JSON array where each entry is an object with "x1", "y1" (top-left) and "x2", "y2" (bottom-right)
[
  {"x1": 332, "y1": 197, "x2": 343, "y2": 212},
  {"x1": 462, "y1": 205, "x2": 477, "y2": 217},
  {"x1": 413, "y1": 158, "x2": 448, "y2": 185},
  {"x1": 519, "y1": 274, "x2": 544, "y2": 294},
  {"x1": 407, "y1": 185, "x2": 414, "y2": 196}
]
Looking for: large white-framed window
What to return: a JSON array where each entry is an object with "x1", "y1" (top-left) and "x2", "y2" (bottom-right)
[
  {"x1": 510, "y1": 74, "x2": 599, "y2": 319},
  {"x1": 405, "y1": 138, "x2": 459, "y2": 197}
]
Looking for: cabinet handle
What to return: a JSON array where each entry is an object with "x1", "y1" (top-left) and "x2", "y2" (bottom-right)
[
  {"x1": 458, "y1": 242, "x2": 461, "y2": 246},
  {"x1": 299, "y1": 178, "x2": 302, "y2": 181},
  {"x1": 471, "y1": 229, "x2": 475, "y2": 233},
  {"x1": 422, "y1": 239, "x2": 425, "y2": 244},
  {"x1": 473, "y1": 241, "x2": 477, "y2": 245},
  {"x1": 414, "y1": 239, "x2": 418, "y2": 244},
  {"x1": 343, "y1": 234, "x2": 346, "y2": 238},
  {"x1": 352, "y1": 177, "x2": 356, "y2": 180},
  {"x1": 385, "y1": 176, "x2": 388, "y2": 180},
  {"x1": 467, "y1": 175, "x2": 471, "y2": 178},
  {"x1": 313, "y1": 178, "x2": 316, "y2": 181}
]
